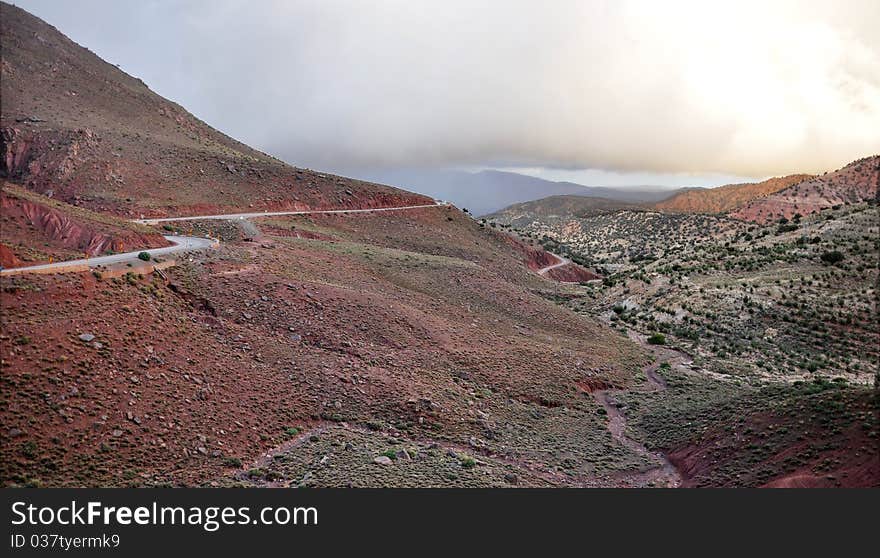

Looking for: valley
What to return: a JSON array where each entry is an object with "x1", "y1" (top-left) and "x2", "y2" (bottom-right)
[{"x1": 1, "y1": 2, "x2": 877, "y2": 490}]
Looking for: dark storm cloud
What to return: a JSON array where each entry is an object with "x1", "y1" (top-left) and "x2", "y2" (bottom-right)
[{"x1": 15, "y1": 0, "x2": 880, "y2": 177}]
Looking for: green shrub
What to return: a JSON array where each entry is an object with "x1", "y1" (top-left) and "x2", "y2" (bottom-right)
[
  {"x1": 137, "y1": 252, "x2": 151, "y2": 261},
  {"x1": 820, "y1": 251, "x2": 844, "y2": 265},
  {"x1": 647, "y1": 332, "x2": 666, "y2": 345}
]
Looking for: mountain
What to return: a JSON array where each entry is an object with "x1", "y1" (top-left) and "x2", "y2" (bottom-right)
[
  {"x1": 0, "y1": 2, "x2": 429, "y2": 218},
  {"x1": 2, "y1": 3, "x2": 875, "y2": 489},
  {"x1": 653, "y1": 174, "x2": 813, "y2": 214},
  {"x1": 0, "y1": 3, "x2": 652, "y2": 488},
  {"x1": 359, "y1": 168, "x2": 680, "y2": 216},
  {"x1": 730, "y1": 156, "x2": 879, "y2": 223}
]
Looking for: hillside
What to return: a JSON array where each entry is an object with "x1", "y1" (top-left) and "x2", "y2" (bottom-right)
[
  {"x1": 483, "y1": 157, "x2": 879, "y2": 487},
  {"x1": 730, "y1": 156, "x2": 879, "y2": 223},
  {"x1": 1, "y1": 3, "x2": 875, "y2": 489},
  {"x1": 0, "y1": 2, "x2": 430, "y2": 218},
  {"x1": 654, "y1": 174, "x2": 812, "y2": 214},
  {"x1": 360, "y1": 168, "x2": 680, "y2": 216},
  {"x1": 0, "y1": 4, "x2": 661, "y2": 488},
  {"x1": 0, "y1": 181, "x2": 169, "y2": 267},
  {"x1": 485, "y1": 195, "x2": 645, "y2": 228}
]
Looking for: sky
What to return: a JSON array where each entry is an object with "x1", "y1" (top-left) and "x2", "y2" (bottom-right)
[{"x1": 14, "y1": 0, "x2": 880, "y2": 189}]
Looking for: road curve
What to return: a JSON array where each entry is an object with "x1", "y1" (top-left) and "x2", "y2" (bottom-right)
[
  {"x1": 537, "y1": 253, "x2": 571, "y2": 276},
  {"x1": 0, "y1": 235, "x2": 217, "y2": 275},
  {"x1": 3, "y1": 201, "x2": 449, "y2": 275},
  {"x1": 135, "y1": 202, "x2": 447, "y2": 224}
]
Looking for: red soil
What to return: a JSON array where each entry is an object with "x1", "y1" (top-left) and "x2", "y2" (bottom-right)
[
  {"x1": 0, "y1": 243, "x2": 22, "y2": 267},
  {"x1": 667, "y1": 409, "x2": 879, "y2": 488},
  {"x1": 655, "y1": 174, "x2": 811, "y2": 214},
  {"x1": 545, "y1": 263, "x2": 600, "y2": 283},
  {"x1": 0, "y1": 6, "x2": 431, "y2": 219},
  {"x1": 501, "y1": 234, "x2": 599, "y2": 282},
  {"x1": 0, "y1": 207, "x2": 644, "y2": 487},
  {"x1": 730, "y1": 156, "x2": 879, "y2": 223},
  {"x1": 0, "y1": 187, "x2": 168, "y2": 266}
]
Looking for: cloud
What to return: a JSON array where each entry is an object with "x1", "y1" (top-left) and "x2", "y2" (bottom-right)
[{"x1": 17, "y1": 0, "x2": 880, "y2": 176}]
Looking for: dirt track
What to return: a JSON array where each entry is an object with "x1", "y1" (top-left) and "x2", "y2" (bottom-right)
[{"x1": 590, "y1": 329, "x2": 693, "y2": 487}]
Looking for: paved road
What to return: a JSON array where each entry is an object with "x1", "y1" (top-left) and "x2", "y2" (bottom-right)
[
  {"x1": 136, "y1": 202, "x2": 446, "y2": 224},
  {"x1": 537, "y1": 253, "x2": 571, "y2": 276},
  {"x1": 2, "y1": 201, "x2": 448, "y2": 275},
  {"x1": 0, "y1": 235, "x2": 217, "y2": 275}
]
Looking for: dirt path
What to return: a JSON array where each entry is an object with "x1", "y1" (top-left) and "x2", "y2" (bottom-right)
[{"x1": 590, "y1": 328, "x2": 691, "y2": 487}]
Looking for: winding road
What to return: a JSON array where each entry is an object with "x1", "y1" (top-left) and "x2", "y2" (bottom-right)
[
  {"x1": 0, "y1": 235, "x2": 218, "y2": 276},
  {"x1": 135, "y1": 202, "x2": 446, "y2": 224},
  {"x1": 1, "y1": 201, "x2": 448, "y2": 275},
  {"x1": 536, "y1": 253, "x2": 571, "y2": 276}
]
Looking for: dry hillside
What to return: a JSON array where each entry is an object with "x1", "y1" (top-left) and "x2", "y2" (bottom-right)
[
  {"x1": 654, "y1": 175, "x2": 812, "y2": 214},
  {"x1": 0, "y1": 3, "x2": 429, "y2": 218},
  {"x1": 731, "y1": 157, "x2": 878, "y2": 223}
]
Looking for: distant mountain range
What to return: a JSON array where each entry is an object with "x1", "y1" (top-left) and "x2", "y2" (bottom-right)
[
  {"x1": 355, "y1": 168, "x2": 682, "y2": 216},
  {"x1": 486, "y1": 156, "x2": 878, "y2": 226}
]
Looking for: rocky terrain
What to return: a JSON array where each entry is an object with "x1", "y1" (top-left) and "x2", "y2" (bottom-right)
[
  {"x1": 0, "y1": 3, "x2": 429, "y2": 218},
  {"x1": 1, "y1": 3, "x2": 654, "y2": 489},
  {"x1": 654, "y1": 174, "x2": 812, "y2": 214},
  {"x1": 487, "y1": 159, "x2": 879, "y2": 487},
  {"x1": 1, "y1": 3, "x2": 876, "y2": 489},
  {"x1": 1, "y1": 181, "x2": 168, "y2": 267},
  {"x1": 731, "y1": 157, "x2": 878, "y2": 223}
]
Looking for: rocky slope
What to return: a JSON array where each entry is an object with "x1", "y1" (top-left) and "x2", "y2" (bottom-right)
[
  {"x1": 730, "y1": 157, "x2": 878, "y2": 223},
  {"x1": 1, "y1": 182, "x2": 168, "y2": 266},
  {"x1": 654, "y1": 174, "x2": 812, "y2": 214},
  {"x1": 482, "y1": 157, "x2": 879, "y2": 487},
  {"x1": 0, "y1": 2, "x2": 430, "y2": 218},
  {"x1": 1, "y1": 4, "x2": 654, "y2": 488}
]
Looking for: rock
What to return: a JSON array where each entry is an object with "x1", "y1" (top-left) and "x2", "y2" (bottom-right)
[
  {"x1": 504, "y1": 473, "x2": 519, "y2": 485},
  {"x1": 93, "y1": 342, "x2": 104, "y2": 349},
  {"x1": 373, "y1": 455, "x2": 393, "y2": 466},
  {"x1": 289, "y1": 333, "x2": 302, "y2": 342},
  {"x1": 78, "y1": 333, "x2": 95, "y2": 342},
  {"x1": 8, "y1": 428, "x2": 23, "y2": 438}
]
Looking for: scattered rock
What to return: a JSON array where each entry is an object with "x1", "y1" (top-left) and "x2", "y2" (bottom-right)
[
  {"x1": 78, "y1": 333, "x2": 95, "y2": 342},
  {"x1": 373, "y1": 455, "x2": 393, "y2": 466}
]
